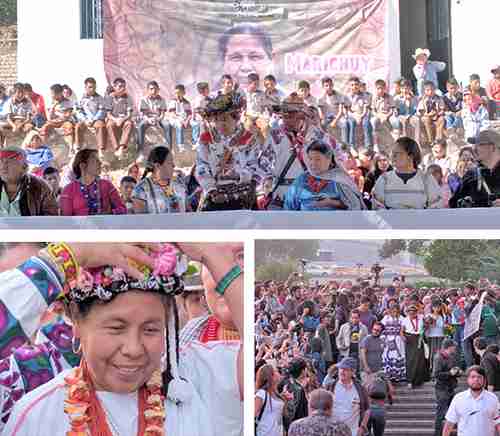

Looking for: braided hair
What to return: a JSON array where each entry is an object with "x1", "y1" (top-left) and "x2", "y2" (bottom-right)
[{"x1": 162, "y1": 296, "x2": 181, "y2": 395}]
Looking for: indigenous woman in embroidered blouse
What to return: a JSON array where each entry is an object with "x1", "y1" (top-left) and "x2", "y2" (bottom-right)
[
  {"x1": 371, "y1": 137, "x2": 441, "y2": 210},
  {"x1": 1, "y1": 242, "x2": 243, "y2": 436},
  {"x1": 59, "y1": 149, "x2": 126, "y2": 216},
  {"x1": 284, "y1": 140, "x2": 365, "y2": 211},
  {"x1": 402, "y1": 304, "x2": 430, "y2": 389},
  {"x1": 132, "y1": 145, "x2": 186, "y2": 214},
  {"x1": 195, "y1": 92, "x2": 266, "y2": 211}
]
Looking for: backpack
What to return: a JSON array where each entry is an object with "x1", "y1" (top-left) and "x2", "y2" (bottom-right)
[{"x1": 368, "y1": 373, "x2": 388, "y2": 400}]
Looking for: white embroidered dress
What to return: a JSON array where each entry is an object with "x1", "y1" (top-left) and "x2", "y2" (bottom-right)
[{"x1": 2, "y1": 366, "x2": 209, "y2": 436}]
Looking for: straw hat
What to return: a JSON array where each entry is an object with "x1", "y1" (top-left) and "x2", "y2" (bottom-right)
[{"x1": 413, "y1": 48, "x2": 431, "y2": 59}]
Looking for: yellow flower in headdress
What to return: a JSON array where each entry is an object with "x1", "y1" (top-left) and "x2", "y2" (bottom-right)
[{"x1": 128, "y1": 258, "x2": 153, "y2": 278}]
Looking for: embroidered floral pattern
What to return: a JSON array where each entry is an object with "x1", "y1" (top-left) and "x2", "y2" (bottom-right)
[{"x1": 67, "y1": 243, "x2": 187, "y2": 303}]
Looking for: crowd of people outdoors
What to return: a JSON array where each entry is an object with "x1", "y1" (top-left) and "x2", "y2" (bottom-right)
[
  {"x1": 255, "y1": 270, "x2": 500, "y2": 436},
  {"x1": 1, "y1": 48, "x2": 500, "y2": 216},
  {"x1": 0, "y1": 241, "x2": 243, "y2": 436}
]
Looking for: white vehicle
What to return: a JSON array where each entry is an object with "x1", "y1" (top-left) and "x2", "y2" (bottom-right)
[{"x1": 305, "y1": 264, "x2": 331, "y2": 277}]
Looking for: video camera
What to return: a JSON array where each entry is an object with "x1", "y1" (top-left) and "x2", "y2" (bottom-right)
[
  {"x1": 458, "y1": 192, "x2": 500, "y2": 208},
  {"x1": 457, "y1": 167, "x2": 500, "y2": 207}
]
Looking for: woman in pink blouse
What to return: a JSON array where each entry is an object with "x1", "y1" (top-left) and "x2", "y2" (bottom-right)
[{"x1": 59, "y1": 149, "x2": 126, "y2": 216}]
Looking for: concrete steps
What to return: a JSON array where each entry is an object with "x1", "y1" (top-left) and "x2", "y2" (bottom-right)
[{"x1": 382, "y1": 379, "x2": 469, "y2": 436}]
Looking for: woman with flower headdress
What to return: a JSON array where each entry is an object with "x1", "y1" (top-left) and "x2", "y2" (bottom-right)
[
  {"x1": 284, "y1": 140, "x2": 366, "y2": 211},
  {"x1": 0, "y1": 242, "x2": 243, "y2": 436},
  {"x1": 195, "y1": 91, "x2": 269, "y2": 211}
]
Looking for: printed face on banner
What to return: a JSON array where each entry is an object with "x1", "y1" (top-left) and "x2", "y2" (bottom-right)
[{"x1": 103, "y1": 0, "x2": 391, "y2": 101}]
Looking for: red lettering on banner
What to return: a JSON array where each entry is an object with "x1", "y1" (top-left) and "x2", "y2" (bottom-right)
[
  {"x1": 285, "y1": 53, "x2": 371, "y2": 76},
  {"x1": 285, "y1": 53, "x2": 302, "y2": 74}
]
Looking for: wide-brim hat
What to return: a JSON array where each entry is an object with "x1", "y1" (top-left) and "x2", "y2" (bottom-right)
[
  {"x1": 272, "y1": 93, "x2": 308, "y2": 114},
  {"x1": 413, "y1": 48, "x2": 431, "y2": 59},
  {"x1": 197, "y1": 91, "x2": 244, "y2": 117}
]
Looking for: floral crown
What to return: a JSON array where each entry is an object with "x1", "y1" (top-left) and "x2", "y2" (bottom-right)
[{"x1": 66, "y1": 244, "x2": 187, "y2": 303}]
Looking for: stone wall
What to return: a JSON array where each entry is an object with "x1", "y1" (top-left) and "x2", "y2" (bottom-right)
[{"x1": 0, "y1": 25, "x2": 17, "y2": 87}]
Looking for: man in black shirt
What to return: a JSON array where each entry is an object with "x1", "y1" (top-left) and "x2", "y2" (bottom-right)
[
  {"x1": 479, "y1": 343, "x2": 500, "y2": 392},
  {"x1": 281, "y1": 358, "x2": 309, "y2": 432},
  {"x1": 450, "y1": 130, "x2": 500, "y2": 208},
  {"x1": 433, "y1": 339, "x2": 460, "y2": 436}
]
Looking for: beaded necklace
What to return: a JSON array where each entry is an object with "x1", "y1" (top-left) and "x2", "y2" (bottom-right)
[
  {"x1": 155, "y1": 179, "x2": 174, "y2": 197},
  {"x1": 79, "y1": 177, "x2": 101, "y2": 215},
  {"x1": 64, "y1": 360, "x2": 165, "y2": 436}
]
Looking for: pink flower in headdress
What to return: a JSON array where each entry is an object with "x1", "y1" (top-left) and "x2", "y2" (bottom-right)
[
  {"x1": 153, "y1": 244, "x2": 177, "y2": 277},
  {"x1": 77, "y1": 270, "x2": 94, "y2": 292},
  {"x1": 93, "y1": 271, "x2": 103, "y2": 286}
]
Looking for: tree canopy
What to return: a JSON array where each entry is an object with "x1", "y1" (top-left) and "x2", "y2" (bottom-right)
[
  {"x1": 0, "y1": 0, "x2": 16, "y2": 26},
  {"x1": 379, "y1": 239, "x2": 500, "y2": 283}
]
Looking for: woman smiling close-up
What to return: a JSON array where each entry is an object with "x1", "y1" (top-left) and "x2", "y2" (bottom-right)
[{"x1": 0, "y1": 242, "x2": 243, "y2": 436}]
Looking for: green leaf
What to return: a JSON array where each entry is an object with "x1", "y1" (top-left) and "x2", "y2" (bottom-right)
[{"x1": 185, "y1": 263, "x2": 199, "y2": 276}]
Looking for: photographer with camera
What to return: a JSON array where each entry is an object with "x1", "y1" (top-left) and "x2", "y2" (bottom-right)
[
  {"x1": 450, "y1": 130, "x2": 500, "y2": 208},
  {"x1": 433, "y1": 339, "x2": 460, "y2": 436}
]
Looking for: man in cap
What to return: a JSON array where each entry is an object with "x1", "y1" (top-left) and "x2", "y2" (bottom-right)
[
  {"x1": 324, "y1": 356, "x2": 369, "y2": 436},
  {"x1": 288, "y1": 388, "x2": 351, "y2": 436},
  {"x1": 0, "y1": 146, "x2": 58, "y2": 216},
  {"x1": 450, "y1": 129, "x2": 500, "y2": 207},
  {"x1": 433, "y1": 338, "x2": 460, "y2": 436}
]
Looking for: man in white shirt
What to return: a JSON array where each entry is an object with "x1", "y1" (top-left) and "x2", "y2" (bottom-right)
[
  {"x1": 297, "y1": 80, "x2": 317, "y2": 107},
  {"x1": 443, "y1": 365, "x2": 500, "y2": 436},
  {"x1": 317, "y1": 77, "x2": 345, "y2": 126},
  {"x1": 167, "y1": 84, "x2": 192, "y2": 152},
  {"x1": 245, "y1": 73, "x2": 265, "y2": 116}
]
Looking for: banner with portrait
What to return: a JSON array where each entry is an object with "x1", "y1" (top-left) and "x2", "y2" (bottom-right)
[{"x1": 103, "y1": 0, "x2": 400, "y2": 102}]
